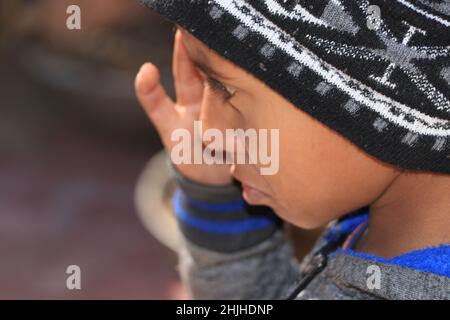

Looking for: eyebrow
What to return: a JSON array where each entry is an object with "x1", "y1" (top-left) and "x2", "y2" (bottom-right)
[{"x1": 191, "y1": 58, "x2": 232, "y2": 81}]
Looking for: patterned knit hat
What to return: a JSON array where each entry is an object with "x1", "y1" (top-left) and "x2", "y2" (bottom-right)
[{"x1": 140, "y1": 0, "x2": 450, "y2": 174}]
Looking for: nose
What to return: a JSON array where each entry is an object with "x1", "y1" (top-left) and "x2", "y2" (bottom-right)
[
  {"x1": 199, "y1": 97, "x2": 237, "y2": 132},
  {"x1": 199, "y1": 94, "x2": 242, "y2": 154}
]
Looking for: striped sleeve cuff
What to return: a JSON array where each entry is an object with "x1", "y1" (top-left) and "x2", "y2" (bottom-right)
[{"x1": 170, "y1": 165, "x2": 283, "y2": 253}]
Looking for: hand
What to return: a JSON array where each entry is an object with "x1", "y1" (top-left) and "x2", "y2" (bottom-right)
[{"x1": 135, "y1": 30, "x2": 233, "y2": 186}]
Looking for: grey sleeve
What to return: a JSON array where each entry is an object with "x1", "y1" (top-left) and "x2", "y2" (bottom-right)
[{"x1": 171, "y1": 166, "x2": 302, "y2": 299}]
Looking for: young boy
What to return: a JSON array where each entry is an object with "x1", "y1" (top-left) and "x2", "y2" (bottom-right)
[{"x1": 135, "y1": 0, "x2": 449, "y2": 299}]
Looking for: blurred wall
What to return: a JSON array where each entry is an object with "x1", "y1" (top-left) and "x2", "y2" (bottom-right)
[{"x1": 0, "y1": 0, "x2": 184, "y2": 299}]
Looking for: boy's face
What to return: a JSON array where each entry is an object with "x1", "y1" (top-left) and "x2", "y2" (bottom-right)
[{"x1": 180, "y1": 29, "x2": 399, "y2": 229}]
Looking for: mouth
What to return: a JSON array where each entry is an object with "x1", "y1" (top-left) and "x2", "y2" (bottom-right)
[
  {"x1": 241, "y1": 183, "x2": 270, "y2": 205},
  {"x1": 231, "y1": 165, "x2": 271, "y2": 204}
]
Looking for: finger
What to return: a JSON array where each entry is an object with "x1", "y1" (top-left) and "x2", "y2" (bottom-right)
[
  {"x1": 173, "y1": 30, "x2": 204, "y2": 106},
  {"x1": 135, "y1": 63, "x2": 177, "y2": 133}
]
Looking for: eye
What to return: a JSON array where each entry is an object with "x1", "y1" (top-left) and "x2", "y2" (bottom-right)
[{"x1": 205, "y1": 77, "x2": 236, "y2": 101}]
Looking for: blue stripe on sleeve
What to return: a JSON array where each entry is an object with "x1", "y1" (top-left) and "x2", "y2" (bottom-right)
[
  {"x1": 173, "y1": 190, "x2": 275, "y2": 234},
  {"x1": 175, "y1": 189, "x2": 246, "y2": 213}
]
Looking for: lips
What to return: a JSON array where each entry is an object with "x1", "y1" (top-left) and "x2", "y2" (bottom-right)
[
  {"x1": 241, "y1": 183, "x2": 270, "y2": 204},
  {"x1": 231, "y1": 165, "x2": 270, "y2": 204}
]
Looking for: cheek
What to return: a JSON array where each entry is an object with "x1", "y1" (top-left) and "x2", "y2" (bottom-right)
[
  {"x1": 232, "y1": 90, "x2": 396, "y2": 227},
  {"x1": 265, "y1": 110, "x2": 396, "y2": 228},
  {"x1": 268, "y1": 173, "x2": 337, "y2": 228},
  {"x1": 229, "y1": 93, "x2": 263, "y2": 127}
]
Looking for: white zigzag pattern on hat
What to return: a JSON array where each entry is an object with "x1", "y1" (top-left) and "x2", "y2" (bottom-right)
[{"x1": 215, "y1": 0, "x2": 450, "y2": 137}]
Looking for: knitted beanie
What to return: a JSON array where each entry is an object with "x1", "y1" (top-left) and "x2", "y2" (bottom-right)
[{"x1": 140, "y1": 0, "x2": 450, "y2": 174}]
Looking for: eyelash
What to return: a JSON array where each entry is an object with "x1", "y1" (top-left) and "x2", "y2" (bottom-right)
[{"x1": 205, "y1": 77, "x2": 235, "y2": 101}]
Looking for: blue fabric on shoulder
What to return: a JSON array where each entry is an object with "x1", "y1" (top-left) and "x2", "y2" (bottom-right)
[
  {"x1": 329, "y1": 213, "x2": 450, "y2": 278},
  {"x1": 336, "y1": 246, "x2": 450, "y2": 278}
]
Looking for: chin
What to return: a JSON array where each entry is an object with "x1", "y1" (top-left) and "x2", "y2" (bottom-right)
[{"x1": 273, "y1": 206, "x2": 329, "y2": 230}]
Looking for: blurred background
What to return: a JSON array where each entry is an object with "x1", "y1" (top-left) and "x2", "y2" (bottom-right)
[
  {"x1": 0, "y1": 0, "x2": 322, "y2": 300},
  {"x1": 0, "y1": 0, "x2": 186, "y2": 299}
]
